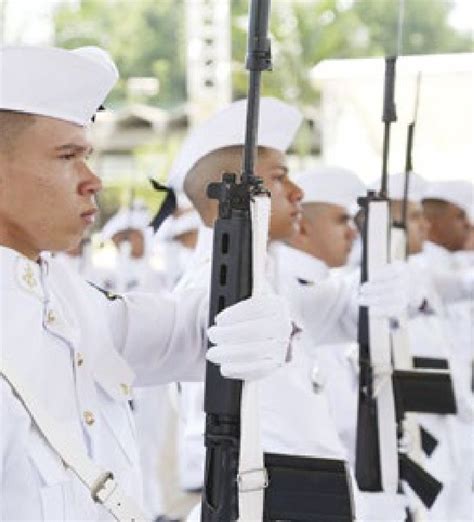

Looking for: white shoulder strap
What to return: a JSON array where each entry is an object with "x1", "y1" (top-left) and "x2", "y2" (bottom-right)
[
  {"x1": 237, "y1": 194, "x2": 271, "y2": 521},
  {"x1": 391, "y1": 226, "x2": 427, "y2": 521},
  {"x1": 0, "y1": 361, "x2": 148, "y2": 522},
  {"x1": 367, "y1": 201, "x2": 399, "y2": 493}
]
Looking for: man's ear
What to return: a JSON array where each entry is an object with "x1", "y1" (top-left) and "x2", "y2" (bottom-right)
[
  {"x1": 297, "y1": 215, "x2": 315, "y2": 249},
  {"x1": 299, "y1": 215, "x2": 311, "y2": 239},
  {"x1": 286, "y1": 214, "x2": 311, "y2": 251}
]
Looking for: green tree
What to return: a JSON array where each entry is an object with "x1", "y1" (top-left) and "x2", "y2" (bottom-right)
[
  {"x1": 231, "y1": 0, "x2": 472, "y2": 103},
  {"x1": 352, "y1": 0, "x2": 472, "y2": 56},
  {"x1": 54, "y1": 0, "x2": 186, "y2": 108},
  {"x1": 54, "y1": 0, "x2": 471, "y2": 108}
]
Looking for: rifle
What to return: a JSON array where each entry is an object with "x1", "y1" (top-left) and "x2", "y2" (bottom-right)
[
  {"x1": 391, "y1": 71, "x2": 456, "y2": 420},
  {"x1": 355, "y1": 57, "x2": 442, "y2": 510},
  {"x1": 201, "y1": 0, "x2": 272, "y2": 519},
  {"x1": 201, "y1": 1, "x2": 353, "y2": 520},
  {"x1": 401, "y1": 73, "x2": 421, "y2": 234}
]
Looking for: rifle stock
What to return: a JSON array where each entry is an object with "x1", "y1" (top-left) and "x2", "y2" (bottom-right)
[
  {"x1": 399, "y1": 453, "x2": 442, "y2": 509},
  {"x1": 202, "y1": 174, "x2": 253, "y2": 521}
]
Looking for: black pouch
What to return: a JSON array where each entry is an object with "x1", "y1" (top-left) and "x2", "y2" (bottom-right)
[
  {"x1": 393, "y1": 368, "x2": 457, "y2": 415},
  {"x1": 263, "y1": 453, "x2": 355, "y2": 521}
]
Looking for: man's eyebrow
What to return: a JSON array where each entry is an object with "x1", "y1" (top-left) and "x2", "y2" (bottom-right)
[
  {"x1": 54, "y1": 143, "x2": 94, "y2": 154},
  {"x1": 270, "y1": 164, "x2": 289, "y2": 174}
]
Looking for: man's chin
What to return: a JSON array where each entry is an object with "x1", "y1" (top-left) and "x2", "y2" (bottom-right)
[{"x1": 49, "y1": 235, "x2": 83, "y2": 255}]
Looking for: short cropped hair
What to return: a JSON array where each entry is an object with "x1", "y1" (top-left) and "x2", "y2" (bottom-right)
[
  {"x1": 0, "y1": 110, "x2": 36, "y2": 155},
  {"x1": 183, "y1": 145, "x2": 272, "y2": 225},
  {"x1": 422, "y1": 198, "x2": 450, "y2": 218}
]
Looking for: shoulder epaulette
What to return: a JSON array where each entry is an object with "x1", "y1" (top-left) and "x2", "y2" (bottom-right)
[
  {"x1": 87, "y1": 281, "x2": 123, "y2": 301},
  {"x1": 297, "y1": 277, "x2": 315, "y2": 287}
]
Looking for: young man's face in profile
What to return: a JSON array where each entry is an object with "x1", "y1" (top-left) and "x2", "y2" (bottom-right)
[
  {"x1": 0, "y1": 115, "x2": 101, "y2": 259},
  {"x1": 301, "y1": 202, "x2": 357, "y2": 267},
  {"x1": 255, "y1": 148, "x2": 303, "y2": 241}
]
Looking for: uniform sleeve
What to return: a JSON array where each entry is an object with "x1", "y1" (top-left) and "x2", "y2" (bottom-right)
[
  {"x1": 295, "y1": 271, "x2": 359, "y2": 348},
  {"x1": 105, "y1": 288, "x2": 209, "y2": 386},
  {"x1": 0, "y1": 380, "x2": 34, "y2": 508},
  {"x1": 431, "y1": 268, "x2": 474, "y2": 304}
]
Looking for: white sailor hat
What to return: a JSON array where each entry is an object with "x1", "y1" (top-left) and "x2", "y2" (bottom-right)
[
  {"x1": 101, "y1": 203, "x2": 151, "y2": 241},
  {"x1": 156, "y1": 209, "x2": 201, "y2": 242},
  {"x1": 422, "y1": 180, "x2": 474, "y2": 222},
  {"x1": 296, "y1": 166, "x2": 366, "y2": 214},
  {"x1": 368, "y1": 172, "x2": 426, "y2": 203},
  {"x1": 168, "y1": 97, "x2": 303, "y2": 191},
  {"x1": 0, "y1": 45, "x2": 118, "y2": 126}
]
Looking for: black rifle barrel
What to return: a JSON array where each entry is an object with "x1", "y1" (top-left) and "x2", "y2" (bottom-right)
[
  {"x1": 242, "y1": 0, "x2": 272, "y2": 183},
  {"x1": 401, "y1": 122, "x2": 415, "y2": 229},
  {"x1": 402, "y1": 73, "x2": 421, "y2": 230},
  {"x1": 380, "y1": 56, "x2": 397, "y2": 198}
]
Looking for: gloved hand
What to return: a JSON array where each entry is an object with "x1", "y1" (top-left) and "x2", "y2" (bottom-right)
[
  {"x1": 358, "y1": 260, "x2": 410, "y2": 319},
  {"x1": 206, "y1": 294, "x2": 292, "y2": 381}
]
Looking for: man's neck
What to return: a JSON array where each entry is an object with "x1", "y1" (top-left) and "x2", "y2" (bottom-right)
[{"x1": 0, "y1": 235, "x2": 39, "y2": 261}]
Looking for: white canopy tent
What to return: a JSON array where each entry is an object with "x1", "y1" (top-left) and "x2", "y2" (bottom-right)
[{"x1": 310, "y1": 53, "x2": 473, "y2": 184}]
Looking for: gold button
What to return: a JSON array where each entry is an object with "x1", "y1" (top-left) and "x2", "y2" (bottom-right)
[
  {"x1": 46, "y1": 309, "x2": 56, "y2": 324},
  {"x1": 76, "y1": 353, "x2": 84, "y2": 366},
  {"x1": 119, "y1": 383, "x2": 130, "y2": 395},
  {"x1": 23, "y1": 265, "x2": 37, "y2": 289},
  {"x1": 83, "y1": 411, "x2": 95, "y2": 426}
]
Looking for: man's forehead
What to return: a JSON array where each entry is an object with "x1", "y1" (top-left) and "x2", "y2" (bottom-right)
[
  {"x1": 257, "y1": 148, "x2": 287, "y2": 167},
  {"x1": 303, "y1": 201, "x2": 346, "y2": 215},
  {"x1": 32, "y1": 115, "x2": 91, "y2": 149}
]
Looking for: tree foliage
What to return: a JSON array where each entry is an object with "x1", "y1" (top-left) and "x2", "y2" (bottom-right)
[
  {"x1": 54, "y1": 0, "x2": 186, "y2": 107},
  {"x1": 54, "y1": 0, "x2": 472, "y2": 108}
]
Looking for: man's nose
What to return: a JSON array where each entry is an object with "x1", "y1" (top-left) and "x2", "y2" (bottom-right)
[
  {"x1": 347, "y1": 223, "x2": 358, "y2": 241},
  {"x1": 289, "y1": 180, "x2": 303, "y2": 202},
  {"x1": 79, "y1": 164, "x2": 102, "y2": 196}
]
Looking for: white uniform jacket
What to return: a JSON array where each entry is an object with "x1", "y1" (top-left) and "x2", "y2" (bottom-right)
[
  {"x1": 413, "y1": 243, "x2": 474, "y2": 520},
  {"x1": 0, "y1": 246, "x2": 207, "y2": 520},
  {"x1": 273, "y1": 243, "x2": 359, "y2": 348}
]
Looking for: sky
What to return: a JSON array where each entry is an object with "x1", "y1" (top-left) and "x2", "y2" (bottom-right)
[{"x1": 1, "y1": 0, "x2": 473, "y2": 46}]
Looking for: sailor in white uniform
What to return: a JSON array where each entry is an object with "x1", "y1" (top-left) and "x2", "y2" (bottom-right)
[
  {"x1": 153, "y1": 193, "x2": 201, "y2": 291},
  {"x1": 166, "y1": 99, "x2": 412, "y2": 521},
  {"x1": 0, "y1": 46, "x2": 294, "y2": 521},
  {"x1": 276, "y1": 167, "x2": 418, "y2": 520},
  {"x1": 418, "y1": 180, "x2": 474, "y2": 520},
  {"x1": 277, "y1": 166, "x2": 365, "y2": 468},
  {"x1": 99, "y1": 201, "x2": 158, "y2": 293}
]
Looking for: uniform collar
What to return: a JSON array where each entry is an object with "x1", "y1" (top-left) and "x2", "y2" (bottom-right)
[
  {"x1": 422, "y1": 241, "x2": 454, "y2": 270},
  {"x1": 0, "y1": 246, "x2": 47, "y2": 300},
  {"x1": 274, "y1": 243, "x2": 329, "y2": 284}
]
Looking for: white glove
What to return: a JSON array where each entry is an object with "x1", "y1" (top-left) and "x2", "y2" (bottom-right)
[
  {"x1": 357, "y1": 491, "x2": 408, "y2": 521},
  {"x1": 358, "y1": 260, "x2": 410, "y2": 319},
  {"x1": 206, "y1": 294, "x2": 292, "y2": 381}
]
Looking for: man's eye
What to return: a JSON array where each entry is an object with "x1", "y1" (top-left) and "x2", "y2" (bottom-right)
[{"x1": 60, "y1": 153, "x2": 76, "y2": 160}]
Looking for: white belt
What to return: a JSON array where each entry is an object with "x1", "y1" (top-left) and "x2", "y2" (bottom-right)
[{"x1": 0, "y1": 361, "x2": 148, "y2": 521}]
